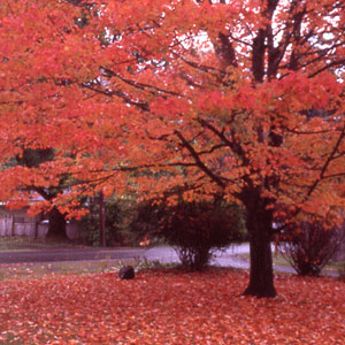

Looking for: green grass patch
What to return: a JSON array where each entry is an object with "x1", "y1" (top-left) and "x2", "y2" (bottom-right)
[
  {"x1": 0, "y1": 260, "x2": 121, "y2": 281},
  {"x1": 0, "y1": 258, "x2": 177, "y2": 281},
  {"x1": 0, "y1": 236, "x2": 86, "y2": 252},
  {"x1": 236, "y1": 252, "x2": 345, "y2": 274}
]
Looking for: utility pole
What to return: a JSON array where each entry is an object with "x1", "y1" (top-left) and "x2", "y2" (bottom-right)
[{"x1": 99, "y1": 191, "x2": 106, "y2": 247}]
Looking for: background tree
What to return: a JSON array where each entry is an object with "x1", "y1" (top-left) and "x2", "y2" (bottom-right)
[{"x1": 14, "y1": 148, "x2": 70, "y2": 239}]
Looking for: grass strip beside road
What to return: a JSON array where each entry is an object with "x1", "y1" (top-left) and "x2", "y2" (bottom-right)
[
  {"x1": 0, "y1": 237, "x2": 87, "y2": 252},
  {"x1": 235, "y1": 253, "x2": 345, "y2": 276},
  {"x1": 0, "y1": 260, "x2": 128, "y2": 281},
  {"x1": 0, "y1": 257, "x2": 177, "y2": 281}
]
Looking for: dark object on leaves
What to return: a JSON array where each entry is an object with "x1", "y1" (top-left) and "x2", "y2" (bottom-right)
[{"x1": 118, "y1": 266, "x2": 135, "y2": 280}]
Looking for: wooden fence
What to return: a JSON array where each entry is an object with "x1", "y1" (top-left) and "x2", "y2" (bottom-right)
[{"x1": 0, "y1": 208, "x2": 79, "y2": 239}]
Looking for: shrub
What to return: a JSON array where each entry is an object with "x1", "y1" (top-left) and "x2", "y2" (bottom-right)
[
  {"x1": 131, "y1": 198, "x2": 246, "y2": 271},
  {"x1": 278, "y1": 222, "x2": 345, "y2": 276}
]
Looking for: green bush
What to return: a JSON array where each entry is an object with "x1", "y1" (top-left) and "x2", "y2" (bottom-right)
[{"x1": 131, "y1": 198, "x2": 246, "y2": 270}]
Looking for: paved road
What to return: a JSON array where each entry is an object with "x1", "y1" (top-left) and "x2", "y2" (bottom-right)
[
  {"x1": 0, "y1": 244, "x2": 249, "y2": 264},
  {"x1": 0, "y1": 244, "x2": 338, "y2": 276},
  {"x1": 0, "y1": 243, "x2": 295, "y2": 274}
]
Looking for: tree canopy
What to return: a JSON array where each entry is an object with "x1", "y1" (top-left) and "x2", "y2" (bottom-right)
[{"x1": 0, "y1": 0, "x2": 344, "y2": 296}]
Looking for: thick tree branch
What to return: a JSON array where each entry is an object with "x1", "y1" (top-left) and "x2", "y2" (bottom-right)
[
  {"x1": 100, "y1": 67, "x2": 182, "y2": 97},
  {"x1": 82, "y1": 82, "x2": 149, "y2": 111},
  {"x1": 197, "y1": 118, "x2": 246, "y2": 160},
  {"x1": 174, "y1": 130, "x2": 226, "y2": 188},
  {"x1": 306, "y1": 124, "x2": 345, "y2": 197}
]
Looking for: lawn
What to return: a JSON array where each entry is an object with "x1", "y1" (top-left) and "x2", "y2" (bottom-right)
[
  {"x1": 0, "y1": 260, "x2": 119, "y2": 281},
  {"x1": 0, "y1": 237, "x2": 86, "y2": 252},
  {"x1": 235, "y1": 252, "x2": 345, "y2": 276},
  {"x1": 1, "y1": 268, "x2": 344, "y2": 344}
]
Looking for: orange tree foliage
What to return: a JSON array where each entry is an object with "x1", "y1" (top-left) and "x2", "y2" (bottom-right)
[
  {"x1": 0, "y1": 270, "x2": 345, "y2": 344},
  {"x1": 0, "y1": 0, "x2": 345, "y2": 296}
]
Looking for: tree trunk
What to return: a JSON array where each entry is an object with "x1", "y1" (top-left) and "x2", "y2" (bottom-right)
[
  {"x1": 46, "y1": 207, "x2": 67, "y2": 240},
  {"x1": 99, "y1": 191, "x2": 106, "y2": 247},
  {"x1": 242, "y1": 190, "x2": 277, "y2": 297}
]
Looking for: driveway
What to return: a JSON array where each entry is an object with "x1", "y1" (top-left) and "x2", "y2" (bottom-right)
[{"x1": 144, "y1": 244, "x2": 296, "y2": 274}]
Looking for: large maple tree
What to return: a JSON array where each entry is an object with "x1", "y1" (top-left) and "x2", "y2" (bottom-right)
[{"x1": 1, "y1": 0, "x2": 344, "y2": 296}]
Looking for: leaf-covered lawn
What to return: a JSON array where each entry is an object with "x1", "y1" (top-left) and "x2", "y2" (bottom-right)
[{"x1": 1, "y1": 269, "x2": 344, "y2": 344}]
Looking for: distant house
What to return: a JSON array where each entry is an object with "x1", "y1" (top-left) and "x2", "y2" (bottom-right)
[{"x1": 0, "y1": 204, "x2": 80, "y2": 239}]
